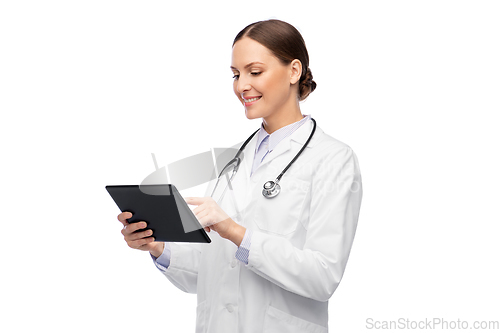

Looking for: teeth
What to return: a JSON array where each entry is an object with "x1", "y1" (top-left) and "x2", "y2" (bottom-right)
[{"x1": 244, "y1": 97, "x2": 260, "y2": 103}]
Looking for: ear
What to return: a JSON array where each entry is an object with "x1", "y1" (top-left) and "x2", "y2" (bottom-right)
[{"x1": 289, "y1": 59, "x2": 302, "y2": 85}]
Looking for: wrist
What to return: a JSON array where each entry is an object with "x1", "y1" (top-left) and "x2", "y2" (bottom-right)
[
  {"x1": 227, "y1": 222, "x2": 246, "y2": 247},
  {"x1": 150, "y1": 242, "x2": 165, "y2": 259}
]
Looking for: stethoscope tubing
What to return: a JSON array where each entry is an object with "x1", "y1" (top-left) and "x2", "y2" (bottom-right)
[{"x1": 211, "y1": 117, "x2": 316, "y2": 200}]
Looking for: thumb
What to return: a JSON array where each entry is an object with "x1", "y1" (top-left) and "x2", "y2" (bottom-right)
[{"x1": 118, "y1": 211, "x2": 133, "y2": 226}]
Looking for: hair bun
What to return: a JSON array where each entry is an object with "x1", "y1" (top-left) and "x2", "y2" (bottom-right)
[{"x1": 299, "y1": 67, "x2": 317, "y2": 101}]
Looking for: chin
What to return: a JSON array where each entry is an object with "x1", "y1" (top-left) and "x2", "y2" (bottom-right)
[{"x1": 244, "y1": 108, "x2": 263, "y2": 120}]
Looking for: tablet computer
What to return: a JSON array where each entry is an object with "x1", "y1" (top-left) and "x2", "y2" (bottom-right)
[{"x1": 106, "y1": 184, "x2": 211, "y2": 243}]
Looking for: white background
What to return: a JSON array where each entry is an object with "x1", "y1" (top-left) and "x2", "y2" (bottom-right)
[{"x1": 1, "y1": 1, "x2": 499, "y2": 332}]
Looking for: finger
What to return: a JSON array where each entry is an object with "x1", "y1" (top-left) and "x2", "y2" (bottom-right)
[
  {"x1": 192, "y1": 204, "x2": 206, "y2": 216},
  {"x1": 198, "y1": 213, "x2": 215, "y2": 228},
  {"x1": 185, "y1": 197, "x2": 206, "y2": 206},
  {"x1": 118, "y1": 212, "x2": 133, "y2": 225},
  {"x1": 121, "y1": 221, "x2": 148, "y2": 236},
  {"x1": 137, "y1": 241, "x2": 156, "y2": 251},
  {"x1": 129, "y1": 237, "x2": 155, "y2": 249},
  {"x1": 204, "y1": 227, "x2": 210, "y2": 233},
  {"x1": 193, "y1": 208, "x2": 210, "y2": 224},
  {"x1": 125, "y1": 228, "x2": 153, "y2": 242}
]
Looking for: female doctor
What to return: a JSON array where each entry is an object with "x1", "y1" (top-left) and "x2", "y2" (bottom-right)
[{"x1": 118, "y1": 19, "x2": 362, "y2": 333}]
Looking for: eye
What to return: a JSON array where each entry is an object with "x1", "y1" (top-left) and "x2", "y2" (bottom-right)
[
  {"x1": 251, "y1": 72, "x2": 262, "y2": 76},
  {"x1": 232, "y1": 74, "x2": 240, "y2": 80}
]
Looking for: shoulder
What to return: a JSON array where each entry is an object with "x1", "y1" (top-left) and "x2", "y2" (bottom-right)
[
  {"x1": 309, "y1": 127, "x2": 362, "y2": 189},
  {"x1": 312, "y1": 125, "x2": 357, "y2": 162}
]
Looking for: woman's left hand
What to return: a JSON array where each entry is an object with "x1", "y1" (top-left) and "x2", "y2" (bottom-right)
[{"x1": 185, "y1": 197, "x2": 234, "y2": 239}]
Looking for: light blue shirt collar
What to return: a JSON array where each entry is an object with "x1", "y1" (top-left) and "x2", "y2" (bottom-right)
[{"x1": 255, "y1": 114, "x2": 311, "y2": 154}]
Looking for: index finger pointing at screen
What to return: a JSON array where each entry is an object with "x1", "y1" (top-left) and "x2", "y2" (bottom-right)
[{"x1": 184, "y1": 197, "x2": 207, "y2": 206}]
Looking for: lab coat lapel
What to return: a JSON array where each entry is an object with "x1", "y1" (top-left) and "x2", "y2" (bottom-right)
[{"x1": 243, "y1": 131, "x2": 258, "y2": 179}]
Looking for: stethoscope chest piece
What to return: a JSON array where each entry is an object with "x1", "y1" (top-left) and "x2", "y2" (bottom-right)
[{"x1": 262, "y1": 180, "x2": 281, "y2": 199}]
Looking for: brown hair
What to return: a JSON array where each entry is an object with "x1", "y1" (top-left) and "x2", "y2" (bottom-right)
[{"x1": 233, "y1": 19, "x2": 317, "y2": 101}]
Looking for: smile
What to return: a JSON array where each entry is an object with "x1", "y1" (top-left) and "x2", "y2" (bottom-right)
[
  {"x1": 243, "y1": 96, "x2": 262, "y2": 106},
  {"x1": 244, "y1": 97, "x2": 261, "y2": 103}
]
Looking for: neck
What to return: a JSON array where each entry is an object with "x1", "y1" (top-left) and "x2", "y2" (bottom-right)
[{"x1": 262, "y1": 107, "x2": 303, "y2": 134}]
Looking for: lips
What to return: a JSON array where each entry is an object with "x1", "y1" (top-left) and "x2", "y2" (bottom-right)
[{"x1": 243, "y1": 96, "x2": 262, "y2": 106}]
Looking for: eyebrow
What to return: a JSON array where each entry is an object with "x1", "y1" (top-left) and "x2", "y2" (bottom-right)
[{"x1": 230, "y1": 61, "x2": 265, "y2": 71}]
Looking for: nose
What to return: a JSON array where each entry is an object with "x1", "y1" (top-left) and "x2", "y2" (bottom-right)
[{"x1": 235, "y1": 75, "x2": 251, "y2": 94}]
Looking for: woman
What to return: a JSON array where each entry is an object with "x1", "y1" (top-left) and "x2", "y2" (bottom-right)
[{"x1": 118, "y1": 19, "x2": 362, "y2": 333}]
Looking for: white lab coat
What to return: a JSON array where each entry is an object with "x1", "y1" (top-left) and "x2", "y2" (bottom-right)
[{"x1": 158, "y1": 118, "x2": 362, "y2": 333}]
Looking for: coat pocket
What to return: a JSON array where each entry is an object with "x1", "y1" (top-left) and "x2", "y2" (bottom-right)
[
  {"x1": 263, "y1": 305, "x2": 327, "y2": 333},
  {"x1": 195, "y1": 300, "x2": 207, "y2": 333},
  {"x1": 254, "y1": 176, "x2": 310, "y2": 235}
]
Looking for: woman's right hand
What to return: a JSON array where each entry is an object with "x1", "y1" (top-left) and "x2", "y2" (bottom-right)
[{"x1": 118, "y1": 212, "x2": 165, "y2": 258}]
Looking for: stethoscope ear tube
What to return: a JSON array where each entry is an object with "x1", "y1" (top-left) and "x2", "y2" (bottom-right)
[{"x1": 210, "y1": 129, "x2": 259, "y2": 201}]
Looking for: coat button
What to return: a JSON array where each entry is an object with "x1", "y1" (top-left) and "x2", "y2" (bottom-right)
[
  {"x1": 226, "y1": 304, "x2": 234, "y2": 313},
  {"x1": 231, "y1": 259, "x2": 238, "y2": 268}
]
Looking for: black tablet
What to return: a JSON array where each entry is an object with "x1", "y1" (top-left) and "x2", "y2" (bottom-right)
[{"x1": 106, "y1": 184, "x2": 211, "y2": 243}]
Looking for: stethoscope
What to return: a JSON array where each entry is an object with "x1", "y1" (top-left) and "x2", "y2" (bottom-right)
[{"x1": 211, "y1": 118, "x2": 316, "y2": 200}]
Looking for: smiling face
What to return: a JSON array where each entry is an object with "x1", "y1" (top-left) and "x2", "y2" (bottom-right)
[{"x1": 231, "y1": 37, "x2": 302, "y2": 123}]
